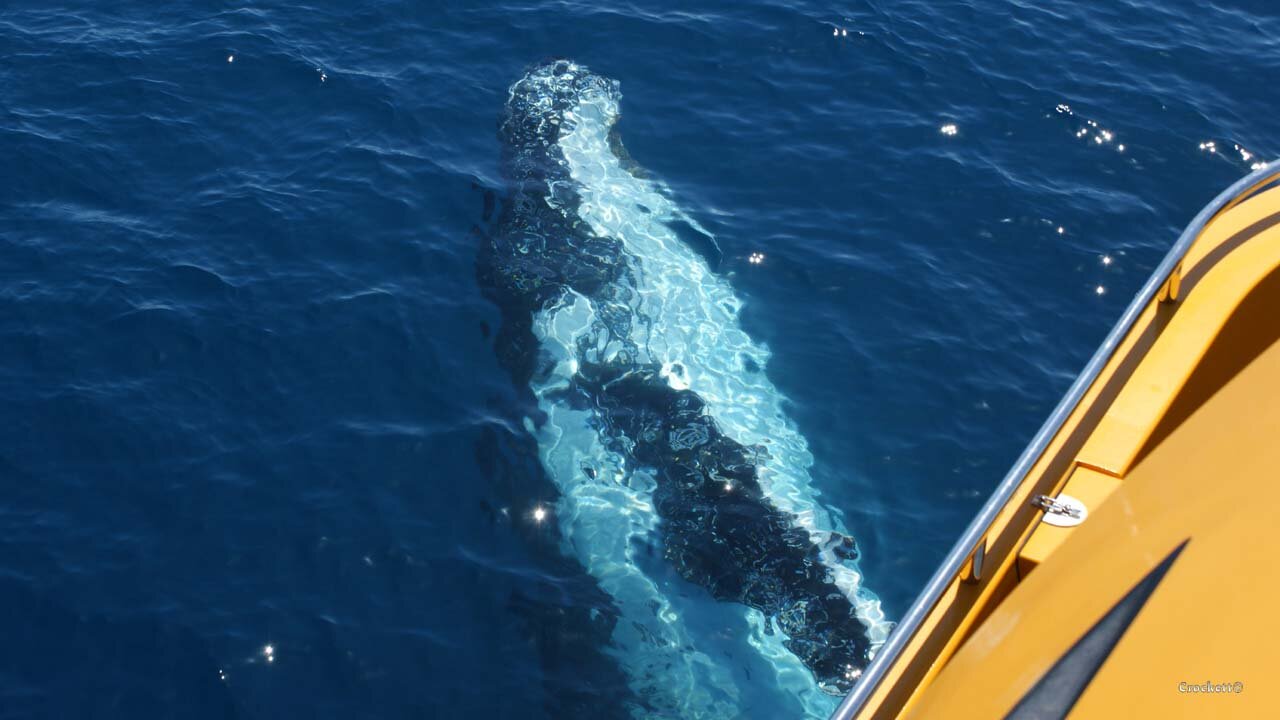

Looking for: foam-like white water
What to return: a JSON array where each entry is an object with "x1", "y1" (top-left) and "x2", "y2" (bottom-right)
[{"x1": 519, "y1": 67, "x2": 890, "y2": 718}]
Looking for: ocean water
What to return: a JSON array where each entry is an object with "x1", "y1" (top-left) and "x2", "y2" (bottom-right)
[{"x1": 2, "y1": 1, "x2": 1276, "y2": 718}]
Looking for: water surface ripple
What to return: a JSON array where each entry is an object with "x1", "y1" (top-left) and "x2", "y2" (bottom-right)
[{"x1": 1, "y1": 1, "x2": 1276, "y2": 717}]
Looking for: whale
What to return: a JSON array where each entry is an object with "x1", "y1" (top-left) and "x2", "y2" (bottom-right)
[{"x1": 479, "y1": 60, "x2": 892, "y2": 718}]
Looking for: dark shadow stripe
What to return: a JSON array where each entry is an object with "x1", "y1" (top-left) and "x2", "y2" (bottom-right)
[
  {"x1": 1135, "y1": 267, "x2": 1280, "y2": 465},
  {"x1": 1179, "y1": 206, "x2": 1280, "y2": 295},
  {"x1": 1005, "y1": 539, "x2": 1190, "y2": 720}
]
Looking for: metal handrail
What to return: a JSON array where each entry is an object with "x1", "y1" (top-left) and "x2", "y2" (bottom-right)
[{"x1": 830, "y1": 159, "x2": 1280, "y2": 720}]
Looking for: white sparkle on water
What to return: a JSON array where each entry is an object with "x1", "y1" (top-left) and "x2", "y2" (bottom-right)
[
  {"x1": 940, "y1": 123, "x2": 958, "y2": 136},
  {"x1": 1102, "y1": 255, "x2": 1112, "y2": 266},
  {"x1": 533, "y1": 506, "x2": 547, "y2": 523},
  {"x1": 227, "y1": 55, "x2": 234, "y2": 63},
  {"x1": 1095, "y1": 285, "x2": 1106, "y2": 295},
  {"x1": 1058, "y1": 103, "x2": 1123, "y2": 153}
]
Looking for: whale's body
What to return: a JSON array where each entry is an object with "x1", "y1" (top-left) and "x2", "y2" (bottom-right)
[{"x1": 481, "y1": 61, "x2": 891, "y2": 718}]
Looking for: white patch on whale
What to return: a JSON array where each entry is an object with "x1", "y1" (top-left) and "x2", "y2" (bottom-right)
[
  {"x1": 530, "y1": 290, "x2": 744, "y2": 718},
  {"x1": 556, "y1": 76, "x2": 892, "y2": 646}
]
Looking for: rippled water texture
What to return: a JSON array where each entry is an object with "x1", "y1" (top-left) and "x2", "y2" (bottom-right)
[{"x1": 2, "y1": 1, "x2": 1277, "y2": 718}]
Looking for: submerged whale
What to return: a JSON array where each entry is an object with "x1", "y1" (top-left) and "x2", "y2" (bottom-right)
[{"x1": 480, "y1": 60, "x2": 891, "y2": 717}]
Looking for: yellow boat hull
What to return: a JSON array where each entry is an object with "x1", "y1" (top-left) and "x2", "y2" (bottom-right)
[{"x1": 835, "y1": 163, "x2": 1280, "y2": 719}]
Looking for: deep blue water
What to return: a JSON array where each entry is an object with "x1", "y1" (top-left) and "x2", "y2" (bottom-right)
[{"x1": 2, "y1": 1, "x2": 1277, "y2": 717}]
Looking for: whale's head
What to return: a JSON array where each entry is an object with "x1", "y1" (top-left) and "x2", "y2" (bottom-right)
[
  {"x1": 501, "y1": 60, "x2": 621, "y2": 174},
  {"x1": 485, "y1": 60, "x2": 628, "y2": 332}
]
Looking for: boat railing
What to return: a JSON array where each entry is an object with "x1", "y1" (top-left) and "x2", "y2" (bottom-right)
[{"x1": 829, "y1": 158, "x2": 1280, "y2": 720}]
